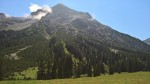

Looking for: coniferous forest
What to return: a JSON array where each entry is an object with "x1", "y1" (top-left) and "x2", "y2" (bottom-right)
[{"x1": 36, "y1": 37, "x2": 150, "y2": 80}]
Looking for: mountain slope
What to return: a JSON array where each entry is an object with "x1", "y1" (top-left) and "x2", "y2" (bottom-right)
[
  {"x1": 0, "y1": 13, "x2": 38, "y2": 31},
  {"x1": 144, "y1": 38, "x2": 150, "y2": 45},
  {"x1": 41, "y1": 4, "x2": 150, "y2": 53}
]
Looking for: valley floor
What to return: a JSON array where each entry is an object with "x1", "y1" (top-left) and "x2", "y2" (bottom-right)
[{"x1": 0, "y1": 72, "x2": 150, "y2": 84}]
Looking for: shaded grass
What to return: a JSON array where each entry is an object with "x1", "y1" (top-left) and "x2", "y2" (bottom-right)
[{"x1": 1, "y1": 72, "x2": 150, "y2": 84}]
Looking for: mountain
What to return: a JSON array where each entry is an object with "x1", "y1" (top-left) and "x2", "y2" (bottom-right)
[
  {"x1": 41, "y1": 3, "x2": 150, "y2": 53},
  {"x1": 0, "y1": 13, "x2": 37, "y2": 31},
  {"x1": 0, "y1": 3, "x2": 150, "y2": 80},
  {"x1": 144, "y1": 38, "x2": 150, "y2": 45}
]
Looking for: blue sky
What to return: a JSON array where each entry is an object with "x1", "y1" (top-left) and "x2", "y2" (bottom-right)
[{"x1": 0, "y1": 0, "x2": 150, "y2": 40}]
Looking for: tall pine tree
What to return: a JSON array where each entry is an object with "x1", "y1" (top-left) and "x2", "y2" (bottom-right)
[{"x1": 0, "y1": 59, "x2": 3, "y2": 80}]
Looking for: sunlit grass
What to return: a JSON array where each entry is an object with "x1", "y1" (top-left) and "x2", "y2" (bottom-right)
[
  {"x1": 9, "y1": 67, "x2": 38, "y2": 80},
  {"x1": 1, "y1": 72, "x2": 150, "y2": 84}
]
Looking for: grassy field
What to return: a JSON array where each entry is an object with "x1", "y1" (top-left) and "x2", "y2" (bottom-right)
[{"x1": 1, "y1": 72, "x2": 150, "y2": 84}]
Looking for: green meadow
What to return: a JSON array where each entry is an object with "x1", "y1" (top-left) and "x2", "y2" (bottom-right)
[{"x1": 1, "y1": 72, "x2": 150, "y2": 84}]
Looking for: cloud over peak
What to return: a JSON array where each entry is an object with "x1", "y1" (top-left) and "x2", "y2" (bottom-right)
[
  {"x1": 29, "y1": 3, "x2": 42, "y2": 12},
  {"x1": 25, "y1": 3, "x2": 52, "y2": 20},
  {"x1": 42, "y1": 5, "x2": 52, "y2": 13}
]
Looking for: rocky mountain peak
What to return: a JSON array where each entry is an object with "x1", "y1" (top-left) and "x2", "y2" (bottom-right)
[
  {"x1": 51, "y1": 4, "x2": 91, "y2": 18},
  {"x1": 0, "y1": 13, "x2": 6, "y2": 20},
  {"x1": 52, "y1": 3, "x2": 77, "y2": 16},
  {"x1": 52, "y1": 3, "x2": 71, "y2": 10},
  {"x1": 53, "y1": 3, "x2": 67, "y2": 8},
  {"x1": 41, "y1": 3, "x2": 92, "y2": 25}
]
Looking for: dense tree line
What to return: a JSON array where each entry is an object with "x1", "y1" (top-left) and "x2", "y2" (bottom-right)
[{"x1": 37, "y1": 37, "x2": 150, "y2": 80}]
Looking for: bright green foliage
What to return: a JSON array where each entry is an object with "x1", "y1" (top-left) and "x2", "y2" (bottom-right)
[{"x1": 7, "y1": 67, "x2": 38, "y2": 80}]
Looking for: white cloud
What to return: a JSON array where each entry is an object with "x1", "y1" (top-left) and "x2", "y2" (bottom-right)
[
  {"x1": 5, "y1": 13, "x2": 11, "y2": 18},
  {"x1": 92, "y1": 13, "x2": 96, "y2": 20},
  {"x1": 88, "y1": 13, "x2": 96, "y2": 21},
  {"x1": 29, "y1": 3, "x2": 42, "y2": 12},
  {"x1": 25, "y1": 3, "x2": 52, "y2": 20},
  {"x1": 29, "y1": 3, "x2": 52, "y2": 13},
  {"x1": 42, "y1": 5, "x2": 52, "y2": 13}
]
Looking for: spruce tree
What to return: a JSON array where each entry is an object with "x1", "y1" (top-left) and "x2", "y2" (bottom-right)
[
  {"x1": 46, "y1": 60, "x2": 52, "y2": 79},
  {"x1": 76, "y1": 63, "x2": 81, "y2": 78},
  {"x1": 109, "y1": 64, "x2": 114, "y2": 75},
  {"x1": 37, "y1": 60, "x2": 46, "y2": 80},
  {"x1": 0, "y1": 60, "x2": 3, "y2": 80},
  {"x1": 57, "y1": 58, "x2": 63, "y2": 78},
  {"x1": 51, "y1": 60, "x2": 57, "y2": 79},
  {"x1": 101, "y1": 62, "x2": 105, "y2": 74},
  {"x1": 87, "y1": 64, "x2": 92, "y2": 77}
]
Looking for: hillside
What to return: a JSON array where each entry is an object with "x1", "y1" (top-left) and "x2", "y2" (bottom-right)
[
  {"x1": 41, "y1": 4, "x2": 150, "y2": 53},
  {"x1": 0, "y1": 3, "x2": 150, "y2": 80},
  {"x1": 144, "y1": 38, "x2": 150, "y2": 45}
]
